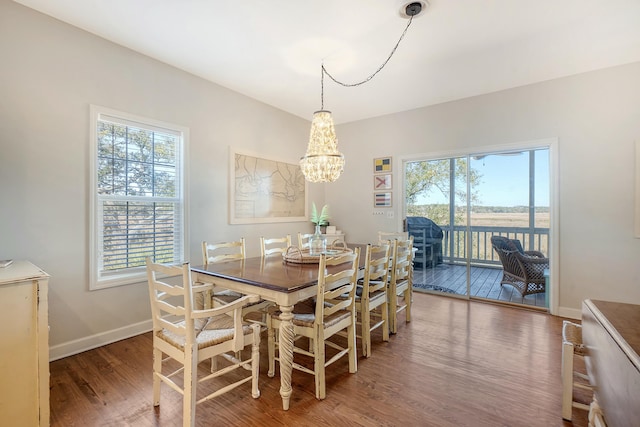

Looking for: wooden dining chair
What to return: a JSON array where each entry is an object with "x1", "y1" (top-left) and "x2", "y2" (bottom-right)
[
  {"x1": 328, "y1": 243, "x2": 391, "y2": 357},
  {"x1": 378, "y1": 231, "x2": 408, "y2": 244},
  {"x1": 202, "y1": 239, "x2": 272, "y2": 326},
  {"x1": 297, "y1": 231, "x2": 313, "y2": 249},
  {"x1": 267, "y1": 248, "x2": 361, "y2": 400},
  {"x1": 358, "y1": 243, "x2": 391, "y2": 357},
  {"x1": 388, "y1": 237, "x2": 413, "y2": 334},
  {"x1": 145, "y1": 258, "x2": 261, "y2": 427},
  {"x1": 260, "y1": 234, "x2": 292, "y2": 257},
  {"x1": 202, "y1": 238, "x2": 245, "y2": 264},
  {"x1": 561, "y1": 320, "x2": 592, "y2": 420}
]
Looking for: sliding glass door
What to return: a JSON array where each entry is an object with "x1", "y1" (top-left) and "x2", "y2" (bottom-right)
[{"x1": 405, "y1": 147, "x2": 550, "y2": 309}]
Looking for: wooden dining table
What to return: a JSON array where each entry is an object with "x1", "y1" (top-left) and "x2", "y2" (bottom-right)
[{"x1": 190, "y1": 245, "x2": 365, "y2": 410}]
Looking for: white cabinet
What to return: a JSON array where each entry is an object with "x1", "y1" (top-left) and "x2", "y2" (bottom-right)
[{"x1": 0, "y1": 261, "x2": 50, "y2": 426}]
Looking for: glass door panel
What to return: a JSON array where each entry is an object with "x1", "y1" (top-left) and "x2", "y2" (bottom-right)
[
  {"x1": 405, "y1": 157, "x2": 469, "y2": 298},
  {"x1": 405, "y1": 148, "x2": 550, "y2": 309}
]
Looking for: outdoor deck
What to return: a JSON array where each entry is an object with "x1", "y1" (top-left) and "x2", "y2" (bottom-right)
[{"x1": 413, "y1": 263, "x2": 548, "y2": 308}]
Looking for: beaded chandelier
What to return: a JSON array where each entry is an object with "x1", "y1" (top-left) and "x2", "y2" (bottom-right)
[{"x1": 299, "y1": 1, "x2": 425, "y2": 183}]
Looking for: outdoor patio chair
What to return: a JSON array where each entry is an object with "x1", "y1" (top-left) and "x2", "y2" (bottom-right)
[{"x1": 490, "y1": 235, "x2": 548, "y2": 297}]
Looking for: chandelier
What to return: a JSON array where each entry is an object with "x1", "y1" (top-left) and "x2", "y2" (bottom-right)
[{"x1": 300, "y1": 1, "x2": 426, "y2": 183}]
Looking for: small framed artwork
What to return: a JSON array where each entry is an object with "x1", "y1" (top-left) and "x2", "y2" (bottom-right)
[
  {"x1": 373, "y1": 156, "x2": 392, "y2": 174},
  {"x1": 374, "y1": 192, "x2": 393, "y2": 208},
  {"x1": 374, "y1": 173, "x2": 392, "y2": 190}
]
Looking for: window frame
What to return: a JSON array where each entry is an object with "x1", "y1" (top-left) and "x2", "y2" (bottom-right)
[{"x1": 89, "y1": 105, "x2": 189, "y2": 290}]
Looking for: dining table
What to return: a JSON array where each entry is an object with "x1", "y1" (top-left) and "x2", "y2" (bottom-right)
[{"x1": 190, "y1": 244, "x2": 366, "y2": 410}]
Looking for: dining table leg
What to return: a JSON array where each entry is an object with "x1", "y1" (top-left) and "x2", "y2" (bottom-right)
[{"x1": 278, "y1": 304, "x2": 295, "y2": 410}]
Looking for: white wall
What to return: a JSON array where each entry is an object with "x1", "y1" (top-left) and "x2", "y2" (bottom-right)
[
  {"x1": 330, "y1": 62, "x2": 640, "y2": 316},
  {"x1": 0, "y1": 1, "x2": 324, "y2": 358}
]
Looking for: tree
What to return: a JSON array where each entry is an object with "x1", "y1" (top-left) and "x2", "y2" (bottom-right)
[{"x1": 405, "y1": 158, "x2": 482, "y2": 225}]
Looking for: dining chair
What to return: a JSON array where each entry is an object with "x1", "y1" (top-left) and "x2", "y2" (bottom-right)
[
  {"x1": 297, "y1": 231, "x2": 313, "y2": 249},
  {"x1": 561, "y1": 320, "x2": 591, "y2": 420},
  {"x1": 202, "y1": 239, "x2": 272, "y2": 327},
  {"x1": 145, "y1": 258, "x2": 261, "y2": 427},
  {"x1": 202, "y1": 238, "x2": 246, "y2": 264},
  {"x1": 388, "y1": 237, "x2": 413, "y2": 334},
  {"x1": 357, "y1": 243, "x2": 391, "y2": 357},
  {"x1": 260, "y1": 234, "x2": 292, "y2": 257},
  {"x1": 330, "y1": 243, "x2": 391, "y2": 358},
  {"x1": 267, "y1": 248, "x2": 361, "y2": 400},
  {"x1": 378, "y1": 231, "x2": 408, "y2": 244}
]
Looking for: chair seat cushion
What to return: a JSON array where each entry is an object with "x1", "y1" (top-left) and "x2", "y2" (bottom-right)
[
  {"x1": 269, "y1": 300, "x2": 351, "y2": 328},
  {"x1": 158, "y1": 315, "x2": 253, "y2": 350}
]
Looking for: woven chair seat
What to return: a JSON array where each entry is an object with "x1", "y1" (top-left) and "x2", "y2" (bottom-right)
[
  {"x1": 269, "y1": 300, "x2": 351, "y2": 328},
  {"x1": 158, "y1": 315, "x2": 254, "y2": 350}
]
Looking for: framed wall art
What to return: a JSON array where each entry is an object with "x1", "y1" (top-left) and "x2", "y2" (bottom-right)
[
  {"x1": 229, "y1": 148, "x2": 308, "y2": 224},
  {"x1": 374, "y1": 173, "x2": 392, "y2": 190},
  {"x1": 373, "y1": 156, "x2": 392, "y2": 174},
  {"x1": 374, "y1": 191, "x2": 393, "y2": 208}
]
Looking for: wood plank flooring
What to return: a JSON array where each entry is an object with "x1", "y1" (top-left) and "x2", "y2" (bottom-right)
[
  {"x1": 49, "y1": 294, "x2": 588, "y2": 426},
  {"x1": 414, "y1": 264, "x2": 548, "y2": 308}
]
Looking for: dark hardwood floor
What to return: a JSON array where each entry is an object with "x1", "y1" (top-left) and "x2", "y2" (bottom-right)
[
  {"x1": 49, "y1": 294, "x2": 588, "y2": 426},
  {"x1": 414, "y1": 264, "x2": 548, "y2": 308}
]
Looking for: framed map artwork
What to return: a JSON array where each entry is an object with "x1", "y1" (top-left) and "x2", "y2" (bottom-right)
[{"x1": 230, "y1": 148, "x2": 308, "y2": 224}]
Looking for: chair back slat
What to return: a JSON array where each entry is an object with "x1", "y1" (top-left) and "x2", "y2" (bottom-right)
[
  {"x1": 389, "y1": 237, "x2": 413, "y2": 291},
  {"x1": 297, "y1": 232, "x2": 313, "y2": 249},
  {"x1": 146, "y1": 259, "x2": 195, "y2": 343},
  {"x1": 315, "y1": 249, "x2": 360, "y2": 321},
  {"x1": 202, "y1": 238, "x2": 246, "y2": 266},
  {"x1": 378, "y1": 231, "x2": 408, "y2": 245},
  {"x1": 363, "y1": 243, "x2": 391, "y2": 297},
  {"x1": 260, "y1": 235, "x2": 292, "y2": 257}
]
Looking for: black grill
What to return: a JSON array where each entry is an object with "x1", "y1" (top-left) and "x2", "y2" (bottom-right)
[{"x1": 404, "y1": 216, "x2": 444, "y2": 269}]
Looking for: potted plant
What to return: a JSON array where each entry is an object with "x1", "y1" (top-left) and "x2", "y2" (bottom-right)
[
  {"x1": 309, "y1": 203, "x2": 330, "y2": 255},
  {"x1": 310, "y1": 203, "x2": 330, "y2": 233}
]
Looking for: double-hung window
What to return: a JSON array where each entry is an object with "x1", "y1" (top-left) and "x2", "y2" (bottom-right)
[{"x1": 90, "y1": 105, "x2": 188, "y2": 290}]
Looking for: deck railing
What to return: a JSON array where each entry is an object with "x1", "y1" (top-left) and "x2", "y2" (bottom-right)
[{"x1": 439, "y1": 225, "x2": 550, "y2": 266}]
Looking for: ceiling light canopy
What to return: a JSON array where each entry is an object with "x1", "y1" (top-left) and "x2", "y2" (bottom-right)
[{"x1": 300, "y1": 2, "x2": 426, "y2": 183}]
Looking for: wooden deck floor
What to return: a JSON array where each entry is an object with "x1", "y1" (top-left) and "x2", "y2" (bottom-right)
[{"x1": 413, "y1": 263, "x2": 548, "y2": 308}]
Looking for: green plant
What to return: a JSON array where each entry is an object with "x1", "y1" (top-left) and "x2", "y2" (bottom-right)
[{"x1": 310, "y1": 203, "x2": 330, "y2": 226}]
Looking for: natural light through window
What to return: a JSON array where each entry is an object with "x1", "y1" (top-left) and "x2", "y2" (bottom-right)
[{"x1": 89, "y1": 106, "x2": 188, "y2": 290}]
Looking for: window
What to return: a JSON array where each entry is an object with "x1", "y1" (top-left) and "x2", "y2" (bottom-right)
[{"x1": 90, "y1": 106, "x2": 188, "y2": 290}]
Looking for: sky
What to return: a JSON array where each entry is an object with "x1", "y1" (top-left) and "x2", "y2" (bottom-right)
[{"x1": 415, "y1": 149, "x2": 550, "y2": 207}]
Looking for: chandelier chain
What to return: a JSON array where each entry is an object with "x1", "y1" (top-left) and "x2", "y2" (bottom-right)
[{"x1": 320, "y1": 14, "x2": 414, "y2": 109}]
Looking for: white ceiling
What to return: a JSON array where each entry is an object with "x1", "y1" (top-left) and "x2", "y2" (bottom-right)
[{"x1": 14, "y1": 0, "x2": 640, "y2": 124}]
